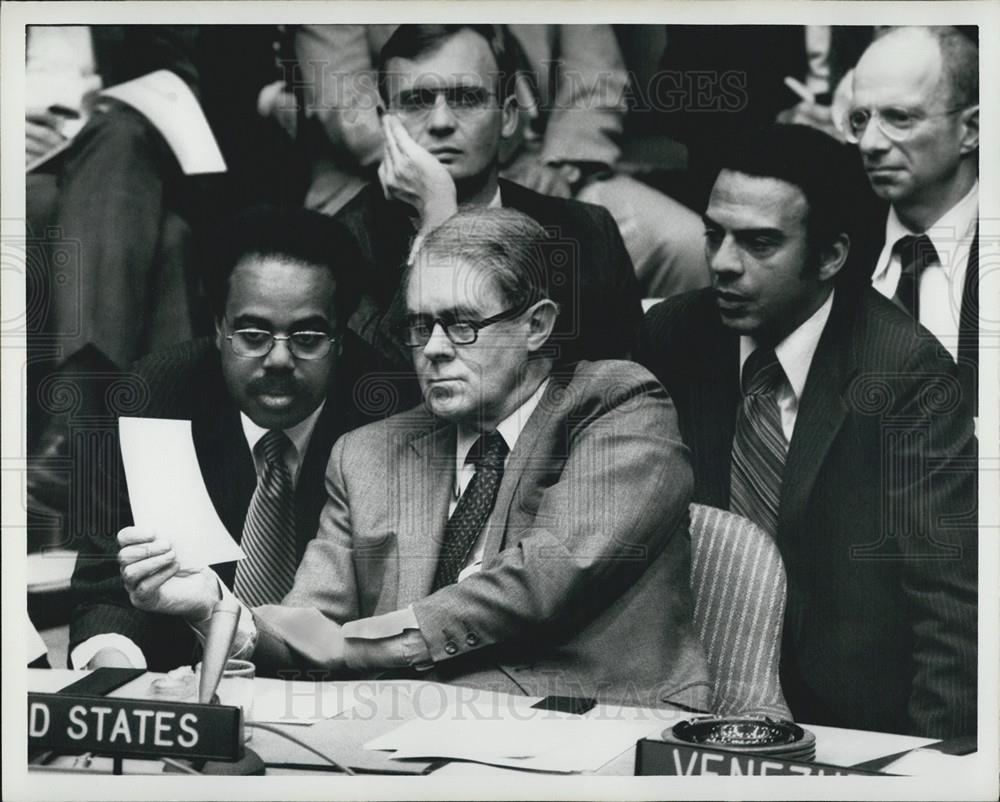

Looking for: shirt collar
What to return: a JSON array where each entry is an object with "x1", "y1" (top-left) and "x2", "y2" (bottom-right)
[
  {"x1": 240, "y1": 401, "x2": 325, "y2": 468},
  {"x1": 877, "y1": 181, "x2": 979, "y2": 279},
  {"x1": 739, "y1": 291, "x2": 835, "y2": 402},
  {"x1": 488, "y1": 187, "x2": 503, "y2": 208},
  {"x1": 455, "y1": 378, "x2": 549, "y2": 489}
]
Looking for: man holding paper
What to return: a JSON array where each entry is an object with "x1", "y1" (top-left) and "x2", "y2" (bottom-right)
[
  {"x1": 70, "y1": 207, "x2": 385, "y2": 671},
  {"x1": 119, "y1": 207, "x2": 710, "y2": 708}
]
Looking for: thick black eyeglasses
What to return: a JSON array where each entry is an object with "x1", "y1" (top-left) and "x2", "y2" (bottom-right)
[
  {"x1": 397, "y1": 306, "x2": 524, "y2": 347},
  {"x1": 225, "y1": 328, "x2": 339, "y2": 360}
]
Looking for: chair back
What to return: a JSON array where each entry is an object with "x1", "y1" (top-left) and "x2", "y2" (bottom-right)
[{"x1": 688, "y1": 503, "x2": 791, "y2": 718}]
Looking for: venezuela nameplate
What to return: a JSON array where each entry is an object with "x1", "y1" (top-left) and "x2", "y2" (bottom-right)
[{"x1": 635, "y1": 739, "x2": 891, "y2": 776}]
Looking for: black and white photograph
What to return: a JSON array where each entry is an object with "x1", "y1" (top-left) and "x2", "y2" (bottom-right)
[{"x1": 2, "y1": 1, "x2": 997, "y2": 799}]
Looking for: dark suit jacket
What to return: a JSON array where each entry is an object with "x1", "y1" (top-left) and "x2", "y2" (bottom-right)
[
  {"x1": 335, "y1": 179, "x2": 643, "y2": 374},
  {"x1": 254, "y1": 361, "x2": 711, "y2": 708},
  {"x1": 637, "y1": 287, "x2": 977, "y2": 738},
  {"x1": 69, "y1": 335, "x2": 379, "y2": 670},
  {"x1": 853, "y1": 207, "x2": 980, "y2": 414}
]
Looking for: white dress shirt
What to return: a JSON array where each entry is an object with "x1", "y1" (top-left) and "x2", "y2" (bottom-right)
[
  {"x1": 739, "y1": 291, "x2": 835, "y2": 443},
  {"x1": 70, "y1": 403, "x2": 325, "y2": 670},
  {"x1": 871, "y1": 181, "x2": 978, "y2": 363}
]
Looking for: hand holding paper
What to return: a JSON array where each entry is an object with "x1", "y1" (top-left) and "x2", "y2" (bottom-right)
[{"x1": 117, "y1": 527, "x2": 221, "y2": 622}]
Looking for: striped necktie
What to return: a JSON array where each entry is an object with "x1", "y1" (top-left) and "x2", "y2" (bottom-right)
[
  {"x1": 892, "y1": 234, "x2": 938, "y2": 319},
  {"x1": 233, "y1": 429, "x2": 298, "y2": 607},
  {"x1": 432, "y1": 431, "x2": 510, "y2": 591},
  {"x1": 730, "y1": 348, "x2": 788, "y2": 537}
]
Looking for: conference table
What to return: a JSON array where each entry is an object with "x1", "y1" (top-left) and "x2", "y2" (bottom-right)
[{"x1": 27, "y1": 669, "x2": 970, "y2": 778}]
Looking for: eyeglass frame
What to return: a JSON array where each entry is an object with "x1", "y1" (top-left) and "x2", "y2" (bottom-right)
[
  {"x1": 387, "y1": 84, "x2": 499, "y2": 118},
  {"x1": 842, "y1": 104, "x2": 976, "y2": 144},
  {"x1": 396, "y1": 304, "x2": 531, "y2": 348},
  {"x1": 223, "y1": 325, "x2": 341, "y2": 360}
]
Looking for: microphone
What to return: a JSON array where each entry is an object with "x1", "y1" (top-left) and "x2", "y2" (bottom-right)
[{"x1": 198, "y1": 595, "x2": 241, "y2": 705}]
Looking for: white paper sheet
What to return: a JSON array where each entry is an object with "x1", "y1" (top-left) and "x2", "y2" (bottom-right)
[
  {"x1": 119, "y1": 417, "x2": 244, "y2": 568},
  {"x1": 252, "y1": 678, "x2": 361, "y2": 725},
  {"x1": 365, "y1": 716, "x2": 662, "y2": 773},
  {"x1": 102, "y1": 70, "x2": 226, "y2": 174}
]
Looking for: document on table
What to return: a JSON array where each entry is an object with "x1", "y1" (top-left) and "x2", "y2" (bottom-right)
[
  {"x1": 252, "y1": 679, "x2": 361, "y2": 725},
  {"x1": 365, "y1": 716, "x2": 662, "y2": 773},
  {"x1": 119, "y1": 417, "x2": 244, "y2": 569}
]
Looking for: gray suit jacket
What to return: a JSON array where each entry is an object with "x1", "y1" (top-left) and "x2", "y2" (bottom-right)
[{"x1": 258, "y1": 360, "x2": 710, "y2": 708}]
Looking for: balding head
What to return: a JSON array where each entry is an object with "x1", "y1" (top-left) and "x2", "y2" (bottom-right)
[
  {"x1": 859, "y1": 26, "x2": 977, "y2": 109},
  {"x1": 851, "y1": 26, "x2": 978, "y2": 230}
]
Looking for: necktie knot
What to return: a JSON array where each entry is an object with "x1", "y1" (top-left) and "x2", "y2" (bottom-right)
[
  {"x1": 894, "y1": 233, "x2": 938, "y2": 276},
  {"x1": 258, "y1": 429, "x2": 291, "y2": 467},
  {"x1": 742, "y1": 348, "x2": 784, "y2": 397},
  {"x1": 468, "y1": 431, "x2": 510, "y2": 471}
]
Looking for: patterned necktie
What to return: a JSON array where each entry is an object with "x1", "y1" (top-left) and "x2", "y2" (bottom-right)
[
  {"x1": 892, "y1": 234, "x2": 938, "y2": 319},
  {"x1": 432, "y1": 431, "x2": 510, "y2": 591},
  {"x1": 730, "y1": 348, "x2": 788, "y2": 538},
  {"x1": 233, "y1": 430, "x2": 298, "y2": 607}
]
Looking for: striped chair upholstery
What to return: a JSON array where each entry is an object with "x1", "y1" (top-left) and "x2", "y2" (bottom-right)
[{"x1": 688, "y1": 503, "x2": 791, "y2": 719}]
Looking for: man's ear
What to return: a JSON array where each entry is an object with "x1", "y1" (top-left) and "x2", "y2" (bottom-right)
[
  {"x1": 525, "y1": 299, "x2": 559, "y2": 352},
  {"x1": 959, "y1": 105, "x2": 979, "y2": 155},
  {"x1": 214, "y1": 318, "x2": 225, "y2": 352},
  {"x1": 500, "y1": 93, "x2": 519, "y2": 139},
  {"x1": 817, "y1": 233, "x2": 850, "y2": 283}
]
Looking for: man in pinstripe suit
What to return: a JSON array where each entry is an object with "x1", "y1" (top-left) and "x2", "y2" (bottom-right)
[
  {"x1": 70, "y1": 208, "x2": 386, "y2": 671},
  {"x1": 638, "y1": 125, "x2": 977, "y2": 737}
]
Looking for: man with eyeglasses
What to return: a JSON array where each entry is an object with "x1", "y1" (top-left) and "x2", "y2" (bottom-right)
[
  {"x1": 69, "y1": 207, "x2": 385, "y2": 671},
  {"x1": 849, "y1": 26, "x2": 979, "y2": 410},
  {"x1": 116, "y1": 207, "x2": 711, "y2": 707},
  {"x1": 332, "y1": 24, "x2": 642, "y2": 378}
]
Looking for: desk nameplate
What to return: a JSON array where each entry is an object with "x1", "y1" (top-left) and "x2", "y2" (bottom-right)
[
  {"x1": 28, "y1": 692, "x2": 243, "y2": 762},
  {"x1": 635, "y1": 739, "x2": 891, "y2": 776}
]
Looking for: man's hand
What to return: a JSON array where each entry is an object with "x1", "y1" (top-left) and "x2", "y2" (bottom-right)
[
  {"x1": 117, "y1": 527, "x2": 220, "y2": 622},
  {"x1": 377, "y1": 114, "x2": 457, "y2": 232},
  {"x1": 26, "y1": 110, "x2": 68, "y2": 166},
  {"x1": 86, "y1": 647, "x2": 135, "y2": 670},
  {"x1": 504, "y1": 159, "x2": 579, "y2": 199}
]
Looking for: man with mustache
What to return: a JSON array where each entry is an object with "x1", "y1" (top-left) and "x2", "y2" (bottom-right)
[
  {"x1": 849, "y1": 26, "x2": 979, "y2": 410},
  {"x1": 637, "y1": 125, "x2": 977, "y2": 737},
  {"x1": 69, "y1": 207, "x2": 381, "y2": 671},
  {"x1": 116, "y1": 207, "x2": 709, "y2": 708}
]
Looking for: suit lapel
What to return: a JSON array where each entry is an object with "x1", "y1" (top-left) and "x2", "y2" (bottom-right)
[
  {"x1": 957, "y1": 228, "x2": 978, "y2": 406},
  {"x1": 294, "y1": 397, "x2": 341, "y2": 558},
  {"x1": 480, "y1": 372, "x2": 571, "y2": 564},
  {"x1": 192, "y1": 400, "x2": 255, "y2": 587},
  {"x1": 700, "y1": 322, "x2": 740, "y2": 508},
  {"x1": 396, "y1": 418, "x2": 455, "y2": 606},
  {"x1": 777, "y1": 291, "x2": 857, "y2": 546}
]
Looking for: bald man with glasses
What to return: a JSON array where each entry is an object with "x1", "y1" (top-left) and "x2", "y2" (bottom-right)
[{"x1": 849, "y1": 26, "x2": 980, "y2": 410}]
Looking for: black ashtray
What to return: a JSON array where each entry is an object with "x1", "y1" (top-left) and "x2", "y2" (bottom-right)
[{"x1": 671, "y1": 717, "x2": 805, "y2": 747}]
